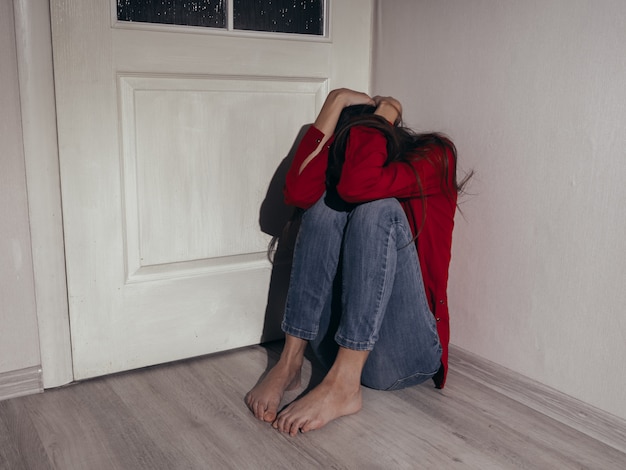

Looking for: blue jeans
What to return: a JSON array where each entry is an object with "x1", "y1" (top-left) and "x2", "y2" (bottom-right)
[{"x1": 282, "y1": 196, "x2": 442, "y2": 390}]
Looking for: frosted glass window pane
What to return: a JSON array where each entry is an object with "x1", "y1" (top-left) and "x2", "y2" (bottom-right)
[
  {"x1": 234, "y1": 0, "x2": 324, "y2": 35},
  {"x1": 117, "y1": 0, "x2": 226, "y2": 28}
]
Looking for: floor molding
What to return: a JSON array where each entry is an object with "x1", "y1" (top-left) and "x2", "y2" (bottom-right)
[
  {"x1": 450, "y1": 344, "x2": 626, "y2": 455},
  {"x1": 0, "y1": 365, "x2": 43, "y2": 401}
]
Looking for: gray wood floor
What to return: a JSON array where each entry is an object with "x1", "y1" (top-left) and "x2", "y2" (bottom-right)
[{"x1": 1, "y1": 342, "x2": 625, "y2": 470}]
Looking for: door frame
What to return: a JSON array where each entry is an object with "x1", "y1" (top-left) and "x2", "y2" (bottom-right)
[{"x1": 14, "y1": 0, "x2": 73, "y2": 388}]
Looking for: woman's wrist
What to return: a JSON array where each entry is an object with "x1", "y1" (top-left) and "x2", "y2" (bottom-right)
[
  {"x1": 332, "y1": 88, "x2": 375, "y2": 109},
  {"x1": 375, "y1": 100, "x2": 402, "y2": 124}
]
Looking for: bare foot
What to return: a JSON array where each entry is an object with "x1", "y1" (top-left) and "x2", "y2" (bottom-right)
[
  {"x1": 245, "y1": 360, "x2": 302, "y2": 423},
  {"x1": 271, "y1": 377, "x2": 362, "y2": 436}
]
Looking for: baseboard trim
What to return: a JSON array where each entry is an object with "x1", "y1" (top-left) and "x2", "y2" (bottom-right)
[
  {"x1": 449, "y1": 345, "x2": 626, "y2": 455},
  {"x1": 0, "y1": 365, "x2": 43, "y2": 401}
]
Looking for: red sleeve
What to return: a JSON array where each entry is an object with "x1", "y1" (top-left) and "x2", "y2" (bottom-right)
[
  {"x1": 284, "y1": 125, "x2": 332, "y2": 209},
  {"x1": 336, "y1": 126, "x2": 449, "y2": 203}
]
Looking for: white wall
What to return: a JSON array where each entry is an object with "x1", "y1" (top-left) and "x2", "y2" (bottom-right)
[
  {"x1": 373, "y1": 0, "x2": 626, "y2": 420},
  {"x1": 0, "y1": 0, "x2": 42, "y2": 376}
]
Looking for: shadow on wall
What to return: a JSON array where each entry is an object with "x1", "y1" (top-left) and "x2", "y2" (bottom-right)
[{"x1": 257, "y1": 125, "x2": 310, "y2": 343}]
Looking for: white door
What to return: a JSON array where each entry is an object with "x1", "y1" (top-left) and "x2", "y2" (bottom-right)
[{"x1": 51, "y1": 0, "x2": 372, "y2": 379}]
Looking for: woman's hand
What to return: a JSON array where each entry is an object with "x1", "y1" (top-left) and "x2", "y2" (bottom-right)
[
  {"x1": 299, "y1": 88, "x2": 374, "y2": 174},
  {"x1": 373, "y1": 95, "x2": 402, "y2": 125}
]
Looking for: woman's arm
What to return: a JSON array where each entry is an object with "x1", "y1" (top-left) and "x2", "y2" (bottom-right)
[
  {"x1": 297, "y1": 88, "x2": 374, "y2": 174},
  {"x1": 336, "y1": 126, "x2": 453, "y2": 202},
  {"x1": 334, "y1": 94, "x2": 455, "y2": 202}
]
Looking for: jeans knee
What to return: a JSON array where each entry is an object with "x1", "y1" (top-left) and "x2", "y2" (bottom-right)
[
  {"x1": 348, "y1": 199, "x2": 409, "y2": 235},
  {"x1": 346, "y1": 199, "x2": 414, "y2": 250},
  {"x1": 302, "y1": 197, "x2": 346, "y2": 229},
  {"x1": 350, "y1": 199, "x2": 404, "y2": 222}
]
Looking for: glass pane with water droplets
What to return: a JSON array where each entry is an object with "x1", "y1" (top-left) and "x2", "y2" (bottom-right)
[
  {"x1": 117, "y1": 0, "x2": 226, "y2": 28},
  {"x1": 233, "y1": 0, "x2": 324, "y2": 35}
]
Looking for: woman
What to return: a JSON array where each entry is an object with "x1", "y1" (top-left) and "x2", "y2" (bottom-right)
[{"x1": 246, "y1": 88, "x2": 467, "y2": 436}]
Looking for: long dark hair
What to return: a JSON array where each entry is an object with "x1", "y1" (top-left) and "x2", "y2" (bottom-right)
[{"x1": 327, "y1": 104, "x2": 470, "y2": 202}]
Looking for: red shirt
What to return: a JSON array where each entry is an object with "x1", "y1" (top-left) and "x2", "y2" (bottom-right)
[{"x1": 284, "y1": 124, "x2": 457, "y2": 388}]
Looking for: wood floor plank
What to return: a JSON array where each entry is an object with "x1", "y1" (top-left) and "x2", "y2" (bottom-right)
[
  {"x1": 1, "y1": 342, "x2": 625, "y2": 470},
  {"x1": 23, "y1": 381, "x2": 164, "y2": 470},
  {"x1": 450, "y1": 345, "x2": 626, "y2": 455},
  {"x1": 423, "y1": 375, "x2": 618, "y2": 469},
  {"x1": 0, "y1": 402, "x2": 29, "y2": 470},
  {"x1": 105, "y1": 353, "x2": 321, "y2": 469}
]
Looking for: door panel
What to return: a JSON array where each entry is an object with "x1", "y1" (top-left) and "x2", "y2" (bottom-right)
[
  {"x1": 119, "y1": 75, "x2": 325, "y2": 281},
  {"x1": 51, "y1": 0, "x2": 372, "y2": 379}
]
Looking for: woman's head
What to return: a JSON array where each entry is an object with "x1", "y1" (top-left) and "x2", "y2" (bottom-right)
[{"x1": 331, "y1": 104, "x2": 421, "y2": 169}]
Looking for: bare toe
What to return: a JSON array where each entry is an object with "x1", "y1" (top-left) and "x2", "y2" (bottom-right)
[
  {"x1": 272, "y1": 379, "x2": 362, "y2": 436},
  {"x1": 245, "y1": 361, "x2": 301, "y2": 423}
]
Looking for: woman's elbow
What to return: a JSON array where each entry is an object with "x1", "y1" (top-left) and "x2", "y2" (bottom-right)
[{"x1": 284, "y1": 189, "x2": 317, "y2": 209}]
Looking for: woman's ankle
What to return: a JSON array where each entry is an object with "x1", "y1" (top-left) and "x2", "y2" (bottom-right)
[{"x1": 280, "y1": 335, "x2": 308, "y2": 364}]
